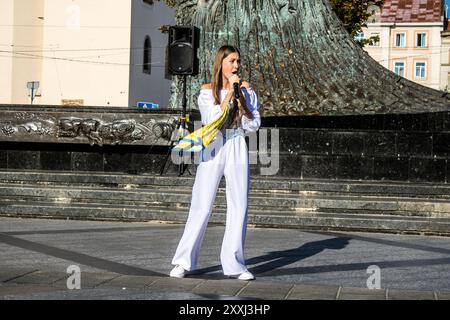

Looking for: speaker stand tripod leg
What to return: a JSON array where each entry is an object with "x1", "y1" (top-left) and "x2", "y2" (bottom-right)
[
  {"x1": 160, "y1": 140, "x2": 175, "y2": 176},
  {"x1": 160, "y1": 117, "x2": 192, "y2": 176},
  {"x1": 178, "y1": 150, "x2": 185, "y2": 176}
]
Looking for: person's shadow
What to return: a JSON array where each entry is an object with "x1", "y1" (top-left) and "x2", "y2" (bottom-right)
[{"x1": 192, "y1": 236, "x2": 351, "y2": 278}]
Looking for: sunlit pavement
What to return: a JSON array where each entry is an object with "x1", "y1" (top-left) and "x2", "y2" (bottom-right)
[{"x1": 1, "y1": 217, "x2": 449, "y2": 300}]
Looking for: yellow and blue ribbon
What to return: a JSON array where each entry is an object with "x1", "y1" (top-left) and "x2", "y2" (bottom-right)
[{"x1": 173, "y1": 103, "x2": 230, "y2": 153}]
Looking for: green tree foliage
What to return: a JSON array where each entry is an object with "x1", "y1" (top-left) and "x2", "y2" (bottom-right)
[{"x1": 329, "y1": 0, "x2": 385, "y2": 46}]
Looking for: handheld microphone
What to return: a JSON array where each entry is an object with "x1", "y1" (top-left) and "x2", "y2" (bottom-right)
[{"x1": 233, "y1": 82, "x2": 240, "y2": 99}]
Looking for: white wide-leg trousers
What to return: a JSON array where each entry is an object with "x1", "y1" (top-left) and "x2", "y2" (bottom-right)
[{"x1": 171, "y1": 133, "x2": 249, "y2": 276}]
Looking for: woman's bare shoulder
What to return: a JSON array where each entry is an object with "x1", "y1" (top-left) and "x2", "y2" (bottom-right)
[{"x1": 201, "y1": 83, "x2": 212, "y2": 90}]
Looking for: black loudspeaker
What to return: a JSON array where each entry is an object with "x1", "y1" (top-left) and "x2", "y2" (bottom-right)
[{"x1": 167, "y1": 26, "x2": 199, "y2": 76}]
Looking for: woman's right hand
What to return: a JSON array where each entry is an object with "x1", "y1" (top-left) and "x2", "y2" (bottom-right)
[{"x1": 228, "y1": 74, "x2": 241, "y2": 88}]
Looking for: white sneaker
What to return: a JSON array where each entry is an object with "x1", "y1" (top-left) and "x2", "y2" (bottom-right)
[
  {"x1": 169, "y1": 265, "x2": 186, "y2": 278},
  {"x1": 237, "y1": 271, "x2": 255, "y2": 281}
]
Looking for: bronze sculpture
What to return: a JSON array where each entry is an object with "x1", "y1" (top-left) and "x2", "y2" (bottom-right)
[{"x1": 167, "y1": 0, "x2": 450, "y2": 116}]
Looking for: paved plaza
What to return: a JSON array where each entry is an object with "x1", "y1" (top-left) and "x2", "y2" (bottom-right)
[{"x1": 0, "y1": 217, "x2": 449, "y2": 300}]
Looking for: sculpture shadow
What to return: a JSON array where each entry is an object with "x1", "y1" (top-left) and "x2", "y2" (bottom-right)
[{"x1": 192, "y1": 236, "x2": 351, "y2": 278}]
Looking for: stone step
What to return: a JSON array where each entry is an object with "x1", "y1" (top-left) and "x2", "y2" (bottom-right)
[
  {"x1": 3, "y1": 180, "x2": 446, "y2": 202},
  {"x1": 0, "y1": 197, "x2": 444, "y2": 219},
  {"x1": 2, "y1": 170, "x2": 450, "y2": 235},
  {"x1": 2, "y1": 170, "x2": 450, "y2": 198},
  {"x1": 0, "y1": 196, "x2": 443, "y2": 219},
  {"x1": 1, "y1": 201, "x2": 450, "y2": 236},
  {"x1": 1, "y1": 184, "x2": 450, "y2": 216},
  {"x1": 2, "y1": 198, "x2": 450, "y2": 221}
]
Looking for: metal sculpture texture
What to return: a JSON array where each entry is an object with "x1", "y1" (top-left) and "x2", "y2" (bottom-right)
[{"x1": 167, "y1": 0, "x2": 450, "y2": 116}]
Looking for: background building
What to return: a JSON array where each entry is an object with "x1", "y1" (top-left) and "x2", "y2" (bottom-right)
[
  {"x1": 0, "y1": 0, "x2": 175, "y2": 107},
  {"x1": 361, "y1": 0, "x2": 445, "y2": 90},
  {"x1": 441, "y1": 28, "x2": 450, "y2": 91}
]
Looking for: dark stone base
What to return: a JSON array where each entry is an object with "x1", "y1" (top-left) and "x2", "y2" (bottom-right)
[
  {"x1": 250, "y1": 154, "x2": 447, "y2": 183},
  {"x1": 262, "y1": 111, "x2": 450, "y2": 131},
  {"x1": 0, "y1": 142, "x2": 187, "y2": 176},
  {"x1": 1, "y1": 112, "x2": 450, "y2": 183}
]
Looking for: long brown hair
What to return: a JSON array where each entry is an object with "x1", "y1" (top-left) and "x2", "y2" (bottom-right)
[{"x1": 210, "y1": 45, "x2": 241, "y2": 105}]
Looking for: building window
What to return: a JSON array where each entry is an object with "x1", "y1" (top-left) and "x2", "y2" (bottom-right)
[
  {"x1": 354, "y1": 31, "x2": 364, "y2": 42},
  {"x1": 143, "y1": 0, "x2": 154, "y2": 5},
  {"x1": 416, "y1": 33, "x2": 427, "y2": 47},
  {"x1": 369, "y1": 32, "x2": 380, "y2": 47},
  {"x1": 415, "y1": 62, "x2": 426, "y2": 79},
  {"x1": 143, "y1": 36, "x2": 151, "y2": 74},
  {"x1": 395, "y1": 33, "x2": 406, "y2": 47},
  {"x1": 394, "y1": 61, "x2": 405, "y2": 77}
]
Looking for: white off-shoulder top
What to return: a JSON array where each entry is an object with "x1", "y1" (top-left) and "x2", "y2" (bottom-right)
[{"x1": 197, "y1": 88, "x2": 261, "y2": 133}]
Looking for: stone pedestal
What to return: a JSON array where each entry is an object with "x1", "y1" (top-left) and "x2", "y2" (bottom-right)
[{"x1": 1, "y1": 107, "x2": 449, "y2": 183}]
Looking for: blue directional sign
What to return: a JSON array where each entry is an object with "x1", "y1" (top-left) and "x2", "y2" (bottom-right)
[{"x1": 137, "y1": 102, "x2": 160, "y2": 109}]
